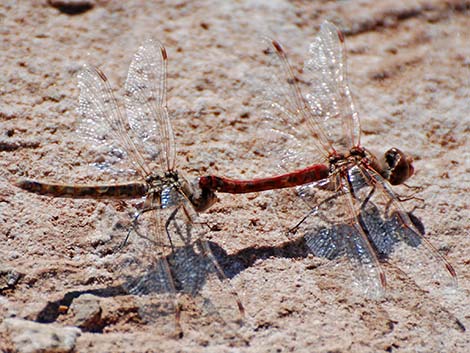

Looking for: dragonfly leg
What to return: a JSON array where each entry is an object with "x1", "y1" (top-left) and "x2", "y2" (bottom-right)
[
  {"x1": 383, "y1": 192, "x2": 425, "y2": 217},
  {"x1": 164, "y1": 204, "x2": 202, "y2": 250},
  {"x1": 359, "y1": 184, "x2": 376, "y2": 216},
  {"x1": 116, "y1": 205, "x2": 159, "y2": 251},
  {"x1": 181, "y1": 203, "x2": 213, "y2": 232},
  {"x1": 399, "y1": 193, "x2": 424, "y2": 203},
  {"x1": 288, "y1": 207, "x2": 318, "y2": 236},
  {"x1": 384, "y1": 184, "x2": 425, "y2": 213},
  {"x1": 288, "y1": 192, "x2": 341, "y2": 236},
  {"x1": 164, "y1": 207, "x2": 180, "y2": 252}
]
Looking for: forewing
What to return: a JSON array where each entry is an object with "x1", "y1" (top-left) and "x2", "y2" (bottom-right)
[
  {"x1": 125, "y1": 39, "x2": 176, "y2": 174},
  {"x1": 247, "y1": 115, "x2": 326, "y2": 177},
  {"x1": 166, "y1": 207, "x2": 244, "y2": 335},
  {"x1": 258, "y1": 37, "x2": 332, "y2": 163},
  {"x1": 77, "y1": 64, "x2": 151, "y2": 180},
  {"x1": 303, "y1": 21, "x2": 360, "y2": 151}
]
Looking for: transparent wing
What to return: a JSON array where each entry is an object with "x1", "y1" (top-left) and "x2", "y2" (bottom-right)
[
  {"x1": 303, "y1": 20, "x2": 361, "y2": 151},
  {"x1": 234, "y1": 29, "x2": 340, "y2": 178},
  {"x1": 116, "y1": 191, "x2": 242, "y2": 335},
  {"x1": 358, "y1": 167, "x2": 457, "y2": 290},
  {"x1": 257, "y1": 36, "x2": 333, "y2": 161},
  {"x1": 299, "y1": 185, "x2": 387, "y2": 298},
  {"x1": 301, "y1": 163, "x2": 456, "y2": 295},
  {"x1": 77, "y1": 64, "x2": 151, "y2": 180},
  {"x1": 115, "y1": 195, "x2": 179, "y2": 334},
  {"x1": 247, "y1": 113, "x2": 326, "y2": 176},
  {"x1": 164, "y1": 202, "x2": 244, "y2": 335},
  {"x1": 125, "y1": 38, "x2": 176, "y2": 174}
]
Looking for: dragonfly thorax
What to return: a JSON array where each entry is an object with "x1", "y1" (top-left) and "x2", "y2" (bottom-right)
[
  {"x1": 328, "y1": 146, "x2": 370, "y2": 175},
  {"x1": 144, "y1": 171, "x2": 217, "y2": 213},
  {"x1": 328, "y1": 146, "x2": 414, "y2": 187},
  {"x1": 145, "y1": 171, "x2": 180, "y2": 192}
]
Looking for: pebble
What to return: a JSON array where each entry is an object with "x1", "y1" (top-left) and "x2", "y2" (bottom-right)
[
  {"x1": 69, "y1": 294, "x2": 103, "y2": 332},
  {"x1": 3, "y1": 318, "x2": 81, "y2": 353}
]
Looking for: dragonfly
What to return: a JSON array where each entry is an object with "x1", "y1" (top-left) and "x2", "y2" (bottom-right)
[
  {"x1": 15, "y1": 39, "x2": 243, "y2": 336},
  {"x1": 199, "y1": 21, "x2": 457, "y2": 295}
]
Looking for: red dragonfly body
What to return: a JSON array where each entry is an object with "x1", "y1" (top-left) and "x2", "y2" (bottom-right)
[{"x1": 200, "y1": 21, "x2": 456, "y2": 294}]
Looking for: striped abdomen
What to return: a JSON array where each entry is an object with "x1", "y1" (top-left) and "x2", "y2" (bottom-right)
[
  {"x1": 198, "y1": 164, "x2": 329, "y2": 194},
  {"x1": 15, "y1": 178, "x2": 148, "y2": 199}
]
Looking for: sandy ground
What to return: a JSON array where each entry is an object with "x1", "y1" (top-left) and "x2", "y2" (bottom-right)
[{"x1": 1, "y1": 0, "x2": 469, "y2": 352}]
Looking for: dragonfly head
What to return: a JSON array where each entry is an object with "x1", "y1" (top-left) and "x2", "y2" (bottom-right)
[{"x1": 380, "y1": 148, "x2": 415, "y2": 185}]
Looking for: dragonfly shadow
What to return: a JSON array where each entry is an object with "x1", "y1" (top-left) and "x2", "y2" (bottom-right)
[
  {"x1": 34, "y1": 239, "x2": 308, "y2": 326},
  {"x1": 222, "y1": 236, "x2": 312, "y2": 279},
  {"x1": 35, "y1": 208, "x2": 424, "y2": 327},
  {"x1": 35, "y1": 242, "x2": 239, "y2": 326},
  {"x1": 304, "y1": 208, "x2": 425, "y2": 261}
]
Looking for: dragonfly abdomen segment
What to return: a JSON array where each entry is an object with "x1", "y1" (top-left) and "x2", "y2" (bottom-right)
[
  {"x1": 15, "y1": 179, "x2": 148, "y2": 199},
  {"x1": 199, "y1": 164, "x2": 329, "y2": 194}
]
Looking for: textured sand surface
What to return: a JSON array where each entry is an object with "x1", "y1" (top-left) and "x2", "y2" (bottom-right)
[{"x1": 1, "y1": 1, "x2": 469, "y2": 352}]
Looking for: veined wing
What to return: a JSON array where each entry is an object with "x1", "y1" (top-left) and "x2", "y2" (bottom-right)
[
  {"x1": 301, "y1": 164, "x2": 456, "y2": 295},
  {"x1": 77, "y1": 64, "x2": 151, "y2": 179},
  {"x1": 303, "y1": 21, "x2": 360, "y2": 152},
  {"x1": 260, "y1": 36, "x2": 333, "y2": 161},
  {"x1": 117, "y1": 192, "x2": 182, "y2": 335},
  {"x1": 125, "y1": 39, "x2": 176, "y2": 174},
  {"x1": 298, "y1": 173, "x2": 387, "y2": 297},
  {"x1": 358, "y1": 166, "x2": 457, "y2": 290},
  {"x1": 117, "y1": 190, "x2": 243, "y2": 335}
]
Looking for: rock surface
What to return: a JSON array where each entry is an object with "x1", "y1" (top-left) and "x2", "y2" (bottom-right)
[
  {"x1": 3, "y1": 318, "x2": 81, "y2": 353},
  {"x1": 68, "y1": 293, "x2": 103, "y2": 332},
  {"x1": 1, "y1": 1, "x2": 469, "y2": 352}
]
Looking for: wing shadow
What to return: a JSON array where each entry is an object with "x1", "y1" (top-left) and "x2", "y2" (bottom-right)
[{"x1": 34, "y1": 209, "x2": 425, "y2": 329}]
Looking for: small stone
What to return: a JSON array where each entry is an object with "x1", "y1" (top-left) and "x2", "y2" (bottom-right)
[
  {"x1": 69, "y1": 294, "x2": 103, "y2": 332},
  {"x1": 0, "y1": 267, "x2": 22, "y2": 290},
  {"x1": 4, "y1": 318, "x2": 81, "y2": 353}
]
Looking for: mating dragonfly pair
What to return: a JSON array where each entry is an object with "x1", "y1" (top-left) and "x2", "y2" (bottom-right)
[{"x1": 16, "y1": 21, "x2": 456, "y2": 334}]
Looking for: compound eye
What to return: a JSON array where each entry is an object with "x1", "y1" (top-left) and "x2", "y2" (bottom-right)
[
  {"x1": 385, "y1": 148, "x2": 399, "y2": 169},
  {"x1": 384, "y1": 148, "x2": 414, "y2": 185}
]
